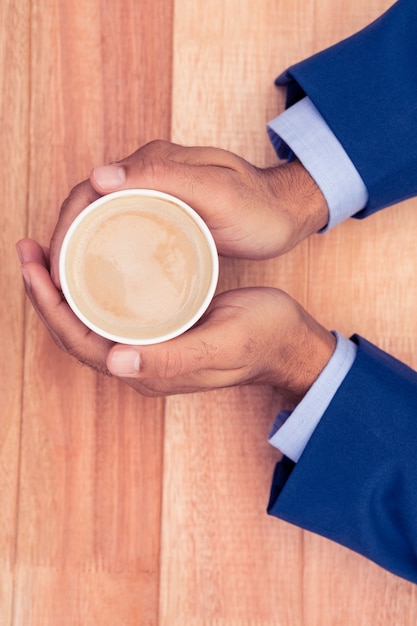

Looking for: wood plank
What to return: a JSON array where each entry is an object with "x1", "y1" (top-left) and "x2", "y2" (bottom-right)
[
  {"x1": 0, "y1": 0, "x2": 30, "y2": 623},
  {"x1": 303, "y1": 534, "x2": 417, "y2": 626},
  {"x1": 167, "y1": 0, "x2": 417, "y2": 624},
  {"x1": 162, "y1": 0, "x2": 315, "y2": 623},
  {"x1": 160, "y1": 389, "x2": 301, "y2": 626},
  {"x1": 15, "y1": 1, "x2": 173, "y2": 623}
]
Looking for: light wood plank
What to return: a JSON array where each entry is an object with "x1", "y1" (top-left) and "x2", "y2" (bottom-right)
[
  {"x1": 303, "y1": 534, "x2": 417, "y2": 626},
  {"x1": 0, "y1": 0, "x2": 30, "y2": 623},
  {"x1": 167, "y1": 0, "x2": 417, "y2": 624},
  {"x1": 162, "y1": 1, "x2": 315, "y2": 623},
  {"x1": 160, "y1": 388, "x2": 301, "y2": 626}
]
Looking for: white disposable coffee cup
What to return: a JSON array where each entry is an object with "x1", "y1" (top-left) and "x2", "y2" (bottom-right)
[{"x1": 59, "y1": 189, "x2": 219, "y2": 345}]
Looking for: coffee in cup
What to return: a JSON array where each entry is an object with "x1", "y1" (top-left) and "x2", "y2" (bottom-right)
[{"x1": 59, "y1": 189, "x2": 218, "y2": 344}]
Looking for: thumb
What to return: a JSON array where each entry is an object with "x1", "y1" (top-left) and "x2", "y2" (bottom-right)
[
  {"x1": 90, "y1": 163, "x2": 127, "y2": 192},
  {"x1": 88, "y1": 142, "x2": 234, "y2": 207},
  {"x1": 106, "y1": 334, "x2": 217, "y2": 381},
  {"x1": 89, "y1": 141, "x2": 183, "y2": 195},
  {"x1": 89, "y1": 159, "x2": 195, "y2": 203}
]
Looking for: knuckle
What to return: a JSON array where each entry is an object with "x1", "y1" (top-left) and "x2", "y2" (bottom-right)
[
  {"x1": 128, "y1": 140, "x2": 182, "y2": 179},
  {"x1": 146, "y1": 138, "x2": 170, "y2": 153},
  {"x1": 129, "y1": 153, "x2": 168, "y2": 188},
  {"x1": 135, "y1": 139, "x2": 170, "y2": 161}
]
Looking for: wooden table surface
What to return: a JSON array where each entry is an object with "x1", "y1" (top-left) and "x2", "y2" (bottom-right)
[{"x1": 3, "y1": 0, "x2": 417, "y2": 623}]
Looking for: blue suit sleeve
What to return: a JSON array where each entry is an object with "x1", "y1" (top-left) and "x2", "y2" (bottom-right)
[
  {"x1": 276, "y1": 0, "x2": 417, "y2": 217},
  {"x1": 268, "y1": 336, "x2": 417, "y2": 583},
  {"x1": 267, "y1": 0, "x2": 417, "y2": 582}
]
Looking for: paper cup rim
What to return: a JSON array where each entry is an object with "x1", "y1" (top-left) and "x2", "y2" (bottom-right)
[{"x1": 59, "y1": 189, "x2": 219, "y2": 345}]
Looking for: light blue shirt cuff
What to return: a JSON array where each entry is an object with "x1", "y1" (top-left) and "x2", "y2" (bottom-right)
[
  {"x1": 267, "y1": 97, "x2": 369, "y2": 231},
  {"x1": 268, "y1": 332, "x2": 357, "y2": 462}
]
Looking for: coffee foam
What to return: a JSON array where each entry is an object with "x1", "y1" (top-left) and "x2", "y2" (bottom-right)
[{"x1": 62, "y1": 194, "x2": 216, "y2": 342}]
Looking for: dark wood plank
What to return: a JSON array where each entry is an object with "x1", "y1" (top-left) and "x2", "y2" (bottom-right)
[
  {"x1": 0, "y1": 1, "x2": 30, "y2": 623},
  {"x1": 15, "y1": 1, "x2": 173, "y2": 623}
]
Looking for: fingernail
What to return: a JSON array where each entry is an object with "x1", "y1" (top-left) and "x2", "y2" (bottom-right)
[
  {"x1": 92, "y1": 164, "x2": 126, "y2": 190},
  {"x1": 16, "y1": 242, "x2": 24, "y2": 263},
  {"x1": 108, "y1": 347, "x2": 140, "y2": 377},
  {"x1": 20, "y1": 266, "x2": 31, "y2": 290}
]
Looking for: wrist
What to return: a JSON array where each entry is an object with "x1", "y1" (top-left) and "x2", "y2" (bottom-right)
[
  {"x1": 266, "y1": 160, "x2": 329, "y2": 252},
  {"x1": 264, "y1": 294, "x2": 336, "y2": 404},
  {"x1": 289, "y1": 159, "x2": 329, "y2": 235},
  {"x1": 287, "y1": 318, "x2": 336, "y2": 404}
]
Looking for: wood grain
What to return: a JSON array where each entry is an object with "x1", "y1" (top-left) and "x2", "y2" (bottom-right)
[
  {"x1": 166, "y1": 0, "x2": 417, "y2": 623},
  {"x1": 12, "y1": 1, "x2": 173, "y2": 624},
  {"x1": 0, "y1": 0, "x2": 30, "y2": 622},
  {"x1": 2, "y1": 0, "x2": 417, "y2": 624}
]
